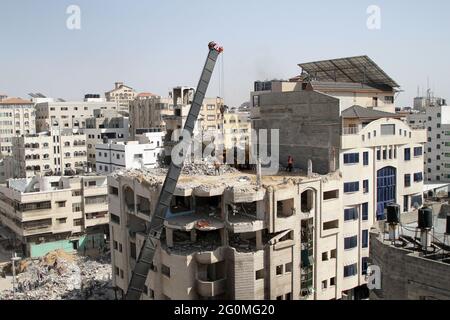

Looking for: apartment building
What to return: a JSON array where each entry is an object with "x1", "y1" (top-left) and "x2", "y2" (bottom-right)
[
  {"x1": 83, "y1": 109, "x2": 129, "y2": 169},
  {"x1": 95, "y1": 131, "x2": 164, "y2": 174},
  {"x1": 407, "y1": 105, "x2": 450, "y2": 183},
  {"x1": 35, "y1": 99, "x2": 117, "y2": 132},
  {"x1": 221, "y1": 111, "x2": 252, "y2": 151},
  {"x1": 0, "y1": 93, "x2": 7, "y2": 101},
  {"x1": 105, "y1": 82, "x2": 137, "y2": 112},
  {"x1": 0, "y1": 98, "x2": 36, "y2": 156},
  {"x1": 108, "y1": 167, "x2": 357, "y2": 300},
  {"x1": 0, "y1": 175, "x2": 109, "y2": 257},
  {"x1": 250, "y1": 56, "x2": 426, "y2": 296},
  {"x1": 10, "y1": 129, "x2": 88, "y2": 178}
]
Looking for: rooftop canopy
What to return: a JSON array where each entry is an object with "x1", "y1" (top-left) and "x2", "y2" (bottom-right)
[
  {"x1": 297, "y1": 55, "x2": 400, "y2": 89},
  {"x1": 341, "y1": 105, "x2": 403, "y2": 119}
]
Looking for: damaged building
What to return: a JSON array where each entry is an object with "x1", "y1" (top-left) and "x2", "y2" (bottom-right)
[{"x1": 107, "y1": 166, "x2": 371, "y2": 300}]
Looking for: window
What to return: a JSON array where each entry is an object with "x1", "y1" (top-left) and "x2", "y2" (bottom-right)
[
  {"x1": 323, "y1": 190, "x2": 339, "y2": 200},
  {"x1": 363, "y1": 152, "x2": 369, "y2": 166},
  {"x1": 344, "y1": 208, "x2": 358, "y2": 221},
  {"x1": 362, "y1": 230, "x2": 369, "y2": 248},
  {"x1": 404, "y1": 174, "x2": 411, "y2": 187},
  {"x1": 344, "y1": 153, "x2": 359, "y2": 164},
  {"x1": 381, "y1": 124, "x2": 395, "y2": 135},
  {"x1": 330, "y1": 249, "x2": 337, "y2": 259},
  {"x1": 404, "y1": 148, "x2": 411, "y2": 161},
  {"x1": 344, "y1": 236, "x2": 358, "y2": 250},
  {"x1": 323, "y1": 220, "x2": 339, "y2": 230},
  {"x1": 72, "y1": 203, "x2": 81, "y2": 212},
  {"x1": 56, "y1": 218, "x2": 67, "y2": 224},
  {"x1": 285, "y1": 262, "x2": 293, "y2": 273},
  {"x1": 414, "y1": 147, "x2": 423, "y2": 157},
  {"x1": 362, "y1": 257, "x2": 369, "y2": 275},
  {"x1": 344, "y1": 182, "x2": 359, "y2": 193},
  {"x1": 322, "y1": 252, "x2": 329, "y2": 261},
  {"x1": 330, "y1": 277, "x2": 336, "y2": 286},
  {"x1": 414, "y1": 172, "x2": 423, "y2": 182},
  {"x1": 362, "y1": 203, "x2": 368, "y2": 221},
  {"x1": 252, "y1": 95, "x2": 260, "y2": 107},
  {"x1": 161, "y1": 264, "x2": 171, "y2": 278},
  {"x1": 276, "y1": 265, "x2": 283, "y2": 275},
  {"x1": 344, "y1": 264, "x2": 358, "y2": 278},
  {"x1": 111, "y1": 214, "x2": 120, "y2": 225},
  {"x1": 384, "y1": 96, "x2": 394, "y2": 103},
  {"x1": 255, "y1": 269, "x2": 264, "y2": 280},
  {"x1": 376, "y1": 149, "x2": 381, "y2": 161},
  {"x1": 56, "y1": 201, "x2": 66, "y2": 208},
  {"x1": 363, "y1": 180, "x2": 369, "y2": 194},
  {"x1": 113, "y1": 241, "x2": 118, "y2": 250},
  {"x1": 321, "y1": 280, "x2": 328, "y2": 290}
]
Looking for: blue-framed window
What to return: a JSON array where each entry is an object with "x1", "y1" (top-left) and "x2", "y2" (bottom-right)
[
  {"x1": 344, "y1": 153, "x2": 359, "y2": 164},
  {"x1": 404, "y1": 148, "x2": 411, "y2": 161},
  {"x1": 344, "y1": 182, "x2": 359, "y2": 193},
  {"x1": 344, "y1": 208, "x2": 358, "y2": 221},
  {"x1": 363, "y1": 152, "x2": 369, "y2": 166},
  {"x1": 344, "y1": 236, "x2": 358, "y2": 250},
  {"x1": 362, "y1": 203, "x2": 368, "y2": 220},
  {"x1": 362, "y1": 230, "x2": 369, "y2": 248},
  {"x1": 414, "y1": 172, "x2": 423, "y2": 182},
  {"x1": 363, "y1": 180, "x2": 369, "y2": 193},
  {"x1": 404, "y1": 174, "x2": 411, "y2": 187},
  {"x1": 344, "y1": 264, "x2": 358, "y2": 278},
  {"x1": 361, "y1": 257, "x2": 369, "y2": 275},
  {"x1": 414, "y1": 147, "x2": 423, "y2": 157}
]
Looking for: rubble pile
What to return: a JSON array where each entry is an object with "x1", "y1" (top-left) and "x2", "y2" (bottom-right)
[
  {"x1": 181, "y1": 162, "x2": 239, "y2": 176},
  {"x1": 0, "y1": 250, "x2": 113, "y2": 300}
]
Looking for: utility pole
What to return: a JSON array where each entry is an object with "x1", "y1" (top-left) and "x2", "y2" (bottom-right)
[{"x1": 11, "y1": 252, "x2": 21, "y2": 299}]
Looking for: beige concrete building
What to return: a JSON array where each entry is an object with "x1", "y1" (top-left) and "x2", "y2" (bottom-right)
[
  {"x1": 105, "y1": 82, "x2": 137, "y2": 112},
  {"x1": 0, "y1": 175, "x2": 109, "y2": 257},
  {"x1": 10, "y1": 129, "x2": 88, "y2": 178},
  {"x1": 221, "y1": 111, "x2": 251, "y2": 152},
  {"x1": 35, "y1": 100, "x2": 118, "y2": 133},
  {"x1": 0, "y1": 93, "x2": 7, "y2": 102},
  {"x1": 0, "y1": 98, "x2": 35, "y2": 156},
  {"x1": 108, "y1": 168, "x2": 357, "y2": 300}
]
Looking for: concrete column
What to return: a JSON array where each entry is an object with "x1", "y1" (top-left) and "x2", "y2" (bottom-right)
[
  {"x1": 256, "y1": 230, "x2": 263, "y2": 250},
  {"x1": 191, "y1": 229, "x2": 197, "y2": 242},
  {"x1": 166, "y1": 228, "x2": 173, "y2": 248}
]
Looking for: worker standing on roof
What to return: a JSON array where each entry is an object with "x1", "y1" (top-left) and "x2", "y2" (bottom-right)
[
  {"x1": 287, "y1": 155, "x2": 294, "y2": 172},
  {"x1": 214, "y1": 160, "x2": 221, "y2": 176}
]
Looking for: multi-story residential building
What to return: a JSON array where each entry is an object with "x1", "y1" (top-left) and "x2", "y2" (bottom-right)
[
  {"x1": 221, "y1": 111, "x2": 252, "y2": 152},
  {"x1": 95, "y1": 131, "x2": 164, "y2": 174},
  {"x1": 10, "y1": 129, "x2": 88, "y2": 178},
  {"x1": 413, "y1": 90, "x2": 446, "y2": 112},
  {"x1": 35, "y1": 99, "x2": 117, "y2": 132},
  {"x1": 0, "y1": 175, "x2": 109, "y2": 257},
  {"x1": 105, "y1": 82, "x2": 137, "y2": 112},
  {"x1": 109, "y1": 167, "x2": 349, "y2": 300},
  {"x1": 250, "y1": 56, "x2": 426, "y2": 296},
  {"x1": 83, "y1": 109, "x2": 129, "y2": 169},
  {"x1": 407, "y1": 105, "x2": 450, "y2": 183},
  {"x1": 0, "y1": 93, "x2": 7, "y2": 101},
  {"x1": 0, "y1": 98, "x2": 35, "y2": 156}
]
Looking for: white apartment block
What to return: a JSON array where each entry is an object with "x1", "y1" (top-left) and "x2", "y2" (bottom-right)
[
  {"x1": 0, "y1": 175, "x2": 109, "y2": 258},
  {"x1": 35, "y1": 100, "x2": 118, "y2": 132},
  {"x1": 0, "y1": 98, "x2": 36, "y2": 156},
  {"x1": 83, "y1": 109, "x2": 129, "y2": 169},
  {"x1": 95, "y1": 131, "x2": 164, "y2": 174},
  {"x1": 250, "y1": 56, "x2": 426, "y2": 298},
  {"x1": 10, "y1": 129, "x2": 88, "y2": 178},
  {"x1": 407, "y1": 105, "x2": 450, "y2": 183},
  {"x1": 105, "y1": 82, "x2": 137, "y2": 112},
  {"x1": 221, "y1": 111, "x2": 252, "y2": 151},
  {"x1": 109, "y1": 168, "x2": 349, "y2": 300}
]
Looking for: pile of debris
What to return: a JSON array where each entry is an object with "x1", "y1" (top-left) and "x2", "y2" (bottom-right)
[
  {"x1": 0, "y1": 250, "x2": 113, "y2": 300},
  {"x1": 181, "y1": 161, "x2": 239, "y2": 176}
]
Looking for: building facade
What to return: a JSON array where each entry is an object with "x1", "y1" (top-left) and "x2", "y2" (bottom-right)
[
  {"x1": 35, "y1": 100, "x2": 118, "y2": 132},
  {"x1": 105, "y1": 82, "x2": 137, "y2": 112},
  {"x1": 0, "y1": 98, "x2": 36, "y2": 156},
  {"x1": 95, "y1": 131, "x2": 164, "y2": 174},
  {"x1": 0, "y1": 175, "x2": 109, "y2": 257},
  {"x1": 10, "y1": 129, "x2": 88, "y2": 178},
  {"x1": 407, "y1": 105, "x2": 450, "y2": 183}
]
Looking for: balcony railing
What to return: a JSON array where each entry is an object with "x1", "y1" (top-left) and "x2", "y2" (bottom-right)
[{"x1": 342, "y1": 127, "x2": 360, "y2": 135}]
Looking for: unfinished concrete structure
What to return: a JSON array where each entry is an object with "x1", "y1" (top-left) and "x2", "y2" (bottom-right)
[
  {"x1": 107, "y1": 167, "x2": 371, "y2": 300},
  {"x1": 0, "y1": 175, "x2": 109, "y2": 257}
]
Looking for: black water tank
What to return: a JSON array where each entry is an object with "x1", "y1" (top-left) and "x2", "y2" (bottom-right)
[
  {"x1": 446, "y1": 215, "x2": 450, "y2": 234},
  {"x1": 418, "y1": 207, "x2": 433, "y2": 229},
  {"x1": 386, "y1": 204, "x2": 400, "y2": 224}
]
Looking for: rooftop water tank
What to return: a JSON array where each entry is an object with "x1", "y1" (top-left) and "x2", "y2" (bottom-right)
[
  {"x1": 418, "y1": 207, "x2": 433, "y2": 230},
  {"x1": 386, "y1": 204, "x2": 400, "y2": 224}
]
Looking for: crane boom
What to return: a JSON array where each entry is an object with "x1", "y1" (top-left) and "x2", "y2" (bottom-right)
[{"x1": 125, "y1": 42, "x2": 223, "y2": 300}]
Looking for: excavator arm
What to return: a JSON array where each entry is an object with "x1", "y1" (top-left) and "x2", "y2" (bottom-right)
[{"x1": 125, "y1": 42, "x2": 223, "y2": 300}]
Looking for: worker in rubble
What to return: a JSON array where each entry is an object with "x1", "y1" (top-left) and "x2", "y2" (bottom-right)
[
  {"x1": 214, "y1": 160, "x2": 221, "y2": 176},
  {"x1": 287, "y1": 155, "x2": 294, "y2": 172}
]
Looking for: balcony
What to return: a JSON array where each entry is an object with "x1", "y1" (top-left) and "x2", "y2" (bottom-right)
[
  {"x1": 342, "y1": 127, "x2": 360, "y2": 136},
  {"x1": 196, "y1": 278, "x2": 226, "y2": 297}
]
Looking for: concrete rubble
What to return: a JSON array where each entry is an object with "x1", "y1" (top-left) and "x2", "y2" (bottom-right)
[{"x1": 0, "y1": 250, "x2": 114, "y2": 300}]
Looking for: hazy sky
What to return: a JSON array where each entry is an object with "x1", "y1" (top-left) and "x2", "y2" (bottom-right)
[{"x1": 1, "y1": 0, "x2": 449, "y2": 107}]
